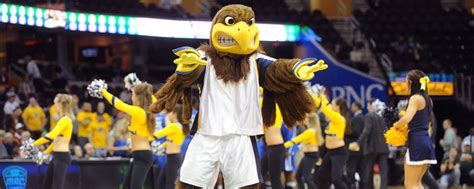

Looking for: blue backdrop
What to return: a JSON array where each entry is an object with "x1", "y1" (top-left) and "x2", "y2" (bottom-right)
[{"x1": 301, "y1": 27, "x2": 388, "y2": 109}]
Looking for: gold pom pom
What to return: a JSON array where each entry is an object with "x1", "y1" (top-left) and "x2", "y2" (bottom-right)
[{"x1": 384, "y1": 125, "x2": 408, "y2": 147}]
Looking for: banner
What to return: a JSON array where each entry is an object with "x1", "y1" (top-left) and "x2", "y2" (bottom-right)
[{"x1": 301, "y1": 27, "x2": 388, "y2": 109}]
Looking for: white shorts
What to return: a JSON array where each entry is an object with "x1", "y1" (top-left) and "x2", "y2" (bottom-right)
[{"x1": 179, "y1": 133, "x2": 262, "y2": 188}]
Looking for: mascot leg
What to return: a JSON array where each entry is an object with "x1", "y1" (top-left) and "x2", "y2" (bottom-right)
[{"x1": 175, "y1": 180, "x2": 201, "y2": 189}]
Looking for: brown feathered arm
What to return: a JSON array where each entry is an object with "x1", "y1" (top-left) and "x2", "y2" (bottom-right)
[
  {"x1": 261, "y1": 58, "x2": 316, "y2": 128},
  {"x1": 150, "y1": 66, "x2": 204, "y2": 125}
]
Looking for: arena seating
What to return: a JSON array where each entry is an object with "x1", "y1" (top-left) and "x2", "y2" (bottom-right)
[{"x1": 354, "y1": 0, "x2": 474, "y2": 74}]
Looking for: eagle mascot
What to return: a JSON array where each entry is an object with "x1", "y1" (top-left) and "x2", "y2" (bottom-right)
[{"x1": 151, "y1": 4, "x2": 328, "y2": 188}]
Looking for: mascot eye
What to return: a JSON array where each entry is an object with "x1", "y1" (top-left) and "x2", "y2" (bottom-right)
[
  {"x1": 249, "y1": 18, "x2": 255, "y2": 25},
  {"x1": 224, "y1": 16, "x2": 235, "y2": 25}
]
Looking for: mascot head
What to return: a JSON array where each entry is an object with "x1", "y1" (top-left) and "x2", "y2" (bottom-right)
[{"x1": 210, "y1": 4, "x2": 260, "y2": 55}]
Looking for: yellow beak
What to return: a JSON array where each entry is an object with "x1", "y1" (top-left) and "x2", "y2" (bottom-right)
[{"x1": 211, "y1": 21, "x2": 259, "y2": 55}]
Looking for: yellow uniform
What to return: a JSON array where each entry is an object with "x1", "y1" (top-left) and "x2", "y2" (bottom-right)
[
  {"x1": 89, "y1": 118, "x2": 111, "y2": 148},
  {"x1": 154, "y1": 123, "x2": 185, "y2": 145},
  {"x1": 77, "y1": 111, "x2": 96, "y2": 138},
  {"x1": 49, "y1": 106, "x2": 61, "y2": 130},
  {"x1": 284, "y1": 129, "x2": 319, "y2": 148},
  {"x1": 22, "y1": 105, "x2": 46, "y2": 131},
  {"x1": 101, "y1": 89, "x2": 154, "y2": 138},
  {"x1": 33, "y1": 116, "x2": 73, "y2": 152},
  {"x1": 313, "y1": 95, "x2": 346, "y2": 139}
]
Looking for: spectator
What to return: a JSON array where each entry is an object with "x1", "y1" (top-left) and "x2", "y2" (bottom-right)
[
  {"x1": 26, "y1": 59, "x2": 44, "y2": 93},
  {"x1": 5, "y1": 107, "x2": 24, "y2": 133},
  {"x1": 440, "y1": 119, "x2": 458, "y2": 157},
  {"x1": 3, "y1": 91, "x2": 19, "y2": 116},
  {"x1": 107, "y1": 112, "x2": 129, "y2": 157},
  {"x1": 22, "y1": 97, "x2": 46, "y2": 139},
  {"x1": 391, "y1": 35, "x2": 408, "y2": 55},
  {"x1": 77, "y1": 102, "x2": 94, "y2": 147},
  {"x1": 119, "y1": 88, "x2": 132, "y2": 104},
  {"x1": 460, "y1": 142, "x2": 473, "y2": 186},
  {"x1": 89, "y1": 102, "x2": 112, "y2": 157},
  {"x1": 84, "y1": 143, "x2": 96, "y2": 158},
  {"x1": 4, "y1": 132, "x2": 19, "y2": 158},
  {"x1": 0, "y1": 130, "x2": 10, "y2": 159},
  {"x1": 462, "y1": 128, "x2": 474, "y2": 153},
  {"x1": 72, "y1": 145, "x2": 84, "y2": 159},
  {"x1": 0, "y1": 67, "x2": 9, "y2": 94},
  {"x1": 20, "y1": 131, "x2": 31, "y2": 142},
  {"x1": 440, "y1": 148, "x2": 461, "y2": 188},
  {"x1": 350, "y1": 42, "x2": 364, "y2": 63},
  {"x1": 18, "y1": 76, "x2": 35, "y2": 99},
  {"x1": 350, "y1": 42, "x2": 369, "y2": 73}
]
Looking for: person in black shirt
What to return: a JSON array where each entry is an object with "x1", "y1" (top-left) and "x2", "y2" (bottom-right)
[{"x1": 344, "y1": 102, "x2": 365, "y2": 188}]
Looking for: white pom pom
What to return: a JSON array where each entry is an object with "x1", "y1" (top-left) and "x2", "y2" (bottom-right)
[
  {"x1": 87, "y1": 79, "x2": 108, "y2": 98},
  {"x1": 20, "y1": 138, "x2": 43, "y2": 164},
  {"x1": 124, "y1": 73, "x2": 142, "y2": 91},
  {"x1": 308, "y1": 83, "x2": 326, "y2": 96},
  {"x1": 372, "y1": 99, "x2": 387, "y2": 116}
]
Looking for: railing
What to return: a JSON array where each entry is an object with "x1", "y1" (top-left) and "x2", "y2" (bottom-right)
[{"x1": 351, "y1": 16, "x2": 395, "y2": 100}]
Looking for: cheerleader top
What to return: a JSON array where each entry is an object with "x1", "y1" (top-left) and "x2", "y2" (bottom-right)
[{"x1": 101, "y1": 89, "x2": 155, "y2": 138}]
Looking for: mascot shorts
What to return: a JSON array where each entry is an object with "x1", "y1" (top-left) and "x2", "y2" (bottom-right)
[{"x1": 179, "y1": 133, "x2": 262, "y2": 188}]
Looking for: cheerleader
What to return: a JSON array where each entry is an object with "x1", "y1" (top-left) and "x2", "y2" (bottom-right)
[
  {"x1": 393, "y1": 70, "x2": 436, "y2": 189},
  {"x1": 88, "y1": 80, "x2": 156, "y2": 189},
  {"x1": 32, "y1": 94, "x2": 74, "y2": 189},
  {"x1": 313, "y1": 95, "x2": 351, "y2": 189},
  {"x1": 284, "y1": 112, "x2": 324, "y2": 189},
  {"x1": 154, "y1": 104, "x2": 189, "y2": 189}
]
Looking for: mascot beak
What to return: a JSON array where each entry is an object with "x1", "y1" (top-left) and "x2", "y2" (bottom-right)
[
  {"x1": 232, "y1": 21, "x2": 254, "y2": 52},
  {"x1": 211, "y1": 21, "x2": 259, "y2": 55}
]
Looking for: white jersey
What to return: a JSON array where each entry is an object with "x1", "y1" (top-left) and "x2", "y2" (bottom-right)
[{"x1": 198, "y1": 54, "x2": 263, "y2": 136}]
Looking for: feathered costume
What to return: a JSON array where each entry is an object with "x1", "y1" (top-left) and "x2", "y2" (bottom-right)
[{"x1": 151, "y1": 4, "x2": 327, "y2": 188}]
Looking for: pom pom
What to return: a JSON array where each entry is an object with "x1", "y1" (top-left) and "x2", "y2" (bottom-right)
[
  {"x1": 124, "y1": 73, "x2": 142, "y2": 91},
  {"x1": 371, "y1": 99, "x2": 386, "y2": 116},
  {"x1": 307, "y1": 83, "x2": 326, "y2": 96},
  {"x1": 87, "y1": 79, "x2": 108, "y2": 98},
  {"x1": 384, "y1": 125, "x2": 408, "y2": 147},
  {"x1": 20, "y1": 138, "x2": 47, "y2": 165}
]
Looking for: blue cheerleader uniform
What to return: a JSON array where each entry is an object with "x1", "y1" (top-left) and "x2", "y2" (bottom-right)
[{"x1": 406, "y1": 95, "x2": 437, "y2": 165}]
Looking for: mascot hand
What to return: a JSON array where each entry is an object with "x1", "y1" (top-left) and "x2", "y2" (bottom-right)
[
  {"x1": 172, "y1": 46, "x2": 206, "y2": 74},
  {"x1": 124, "y1": 73, "x2": 142, "y2": 91},
  {"x1": 293, "y1": 58, "x2": 328, "y2": 81}
]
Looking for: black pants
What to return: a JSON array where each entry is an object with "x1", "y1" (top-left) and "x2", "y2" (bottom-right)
[
  {"x1": 363, "y1": 153, "x2": 388, "y2": 189},
  {"x1": 42, "y1": 152, "x2": 71, "y2": 189},
  {"x1": 158, "y1": 153, "x2": 182, "y2": 189},
  {"x1": 316, "y1": 146, "x2": 349, "y2": 189},
  {"x1": 345, "y1": 151, "x2": 365, "y2": 188},
  {"x1": 267, "y1": 144, "x2": 285, "y2": 189},
  {"x1": 123, "y1": 150, "x2": 153, "y2": 189},
  {"x1": 296, "y1": 152, "x2": 318, "y2": 189}
]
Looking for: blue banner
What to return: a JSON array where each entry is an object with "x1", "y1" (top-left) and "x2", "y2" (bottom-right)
[{"x1": 301, "y1": 27, "x2": 388, "y2": 109}]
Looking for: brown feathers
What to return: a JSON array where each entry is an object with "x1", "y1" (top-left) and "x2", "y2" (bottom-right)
[
  {"x1": 150, "y1": 66, "x2": 204, "y2": 123},
  {"x1": 262, "y1": 58, "x2": 317, "y2": 128},
  {"x1": 212, "y1": 5, "x2": 255, "y2": 26},
  {"x1": 198, "y1": 44, "x2": 251, "y2": 83}
]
